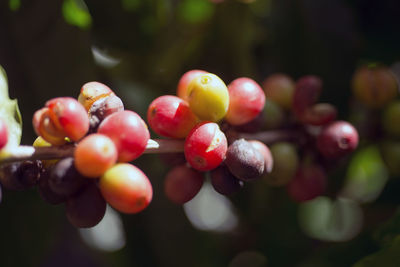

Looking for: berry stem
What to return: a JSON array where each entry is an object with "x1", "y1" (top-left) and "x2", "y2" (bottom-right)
[
  {"x1": 0, "y1": 129, "x2": 297, "y2": 166},
  {"x1": 235, "y1": 129, "x2": 302, "y2": 144},
  {"x1": 0, "y1": 139, "x2": 186, "y2": 166}
]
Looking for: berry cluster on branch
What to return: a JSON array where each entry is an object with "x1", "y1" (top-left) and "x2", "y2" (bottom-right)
[{"x1": 0, "y1": 66, "x2": 372, "y2": 229}]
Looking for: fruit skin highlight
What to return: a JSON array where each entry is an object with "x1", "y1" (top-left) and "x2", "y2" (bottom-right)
[
  {"x1": 99, "y1": 163, "x2": 153, "y2": 214},
  {"x1": 187, "y1": 73, "x2": 229, "y2": 122},
  {"x1": 184, "y1": 122, "x2": 227, "y2": 171}
]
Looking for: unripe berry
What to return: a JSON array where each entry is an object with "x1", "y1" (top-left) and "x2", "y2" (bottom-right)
[
  {"x1": 187, "y1": 73, "x2": 229, "y2": 122},
  {"x1": 382, "y1": 100, "x2": 400, "y2": 137},
  {"x1": 264, "y1": 142, "x2": 298, "y2": 186},
  {"x1": 184, "y1": 122, "x2": 227, "y2": 171},
  {"x1": 352, "y1": 65, "x2": 398, "y2": 109},
  {"x1": 262, "y1": 73, "x2": 295, "y2": 110},
  {"x1": 74, "y1": 134, "x2": 118, "y2": 178},
  {"x1": 78, "y1": 81, "x2": 114, "y2": 111},
  {"x1": 225, "y1": 77, "x2": 265, "y2": 126},
  {"x1": 177, "y1": 69, "x2": 207, "y2": 101},
  {"x1": 317, "y1": 121, "x2": 359, "y2": 159},
  {"x1": 99, "y1": 163, "x2": 153, "y2": 214}
]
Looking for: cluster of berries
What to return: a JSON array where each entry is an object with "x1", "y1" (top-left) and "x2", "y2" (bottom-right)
[{"x1": 0, "y1": 67, "x2": 365, "y2": 228}]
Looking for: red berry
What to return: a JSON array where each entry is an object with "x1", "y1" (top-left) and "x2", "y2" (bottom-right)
[
  {"x1": 147, "y1": 95, "x2": 198, "y2": 138},
  {"x1": 177, "y1": 69, "x2": 207, "y2": 101},
  {"x1": 317, "y1": 121, "x2": 359, "y2": 159},
  {"x1": 300, "y1": 103, "x2": 337, "y2": 126},
  {"x1": 287, "y1": 165, "x2": 327, "y2": 202},
  {"x1": 33, "y1": 97, "x2": 89, "y2": 145},
  {"x1": 45, "y1": 97, "x2": 89, "y2": 142},
  {"x1": 184, "y1": 122, "x2": 227, "y2": 171},
  {"x1": 0, "y1": 118, "x2": 8, "y2": 150},
  {"x1": 225, "y1": 77, "x2": 265, "y2": 126},
  {"x1": 293, "y1": 75, "x2": 323, "y2": 115},
  {"x1": 98, "y1": 110, "x2": 150, "y2": 162},
  {"x1": 164, "y1": 164, "x2": 204, "y2": 204}
]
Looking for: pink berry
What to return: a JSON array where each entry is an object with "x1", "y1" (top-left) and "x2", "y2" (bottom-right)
[
  {"x1": 293, "y1": 75, "x2": 323, "y2": 115},
  {"x1": 177, "y1": 69, "x2": 207, "y2": 101},
  {"x1": 317, "y1": 121, "x2": 359, "y2": 158},
  {"x1": 184, "y1": 122, "x2": 227, "y2": 171},
  {"x1": 98, "y1": 110, "x2": 150, "y2": 162},
  {"x1": 147, "y1": 95, "x2": 198, "y2": 139},
  {"x1": 225, "y1": 78, "x2": 265, "y2": 126}
]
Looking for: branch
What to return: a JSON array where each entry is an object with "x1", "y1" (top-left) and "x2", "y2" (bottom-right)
[
  {"x1": 0, "y1": 138, "x2": 185, "y2": 166},
  {"x1": 0, "y1": 129, "x2": 298, "y2": 166}
]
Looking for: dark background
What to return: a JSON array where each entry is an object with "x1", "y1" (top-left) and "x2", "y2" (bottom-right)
[{"x1": 1, "y1": 0, "x2": 400, "y2": 266}]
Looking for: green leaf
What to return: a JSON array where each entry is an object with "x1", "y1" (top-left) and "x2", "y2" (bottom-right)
[
  {"x1": 9, "y1": 0, "x2": 21, "y2": 11},
  {"x1": 178, "y1": 0, "x2": 215, "y2": 24},
  {"x1": 62, "y1": 0, "x2": 92, "y2": 30},
  {"x1": 0, "y1": 66, "x2": 22, "y2": 157}
]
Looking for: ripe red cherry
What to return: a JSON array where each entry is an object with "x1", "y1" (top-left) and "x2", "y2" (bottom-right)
[
  {"x1": 147, "y1": 95, "x2": 198, "y2": 138},
  {"x1": 0, "y1": 118, "x2": 8, "y2": 150},
  {"x1": 184, "y1": 122, "x2": 227, "y2": 171},
  {"x1": 98, "y1": 110, "x2": 150, "y2": 162},
  {"x1": 33, "y1": 97, "x2": 89, "y2": 145},
  {"x1": 317, "y1": 121, "x2": 359, "y2": 159},
  {"x1": 225, "y1": 77, "x2": 265, "y2": 126}
]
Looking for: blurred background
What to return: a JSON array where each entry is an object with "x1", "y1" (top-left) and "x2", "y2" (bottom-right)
[{"x1": 1, "y1": 0, "x2": 400, "y2": 266}]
